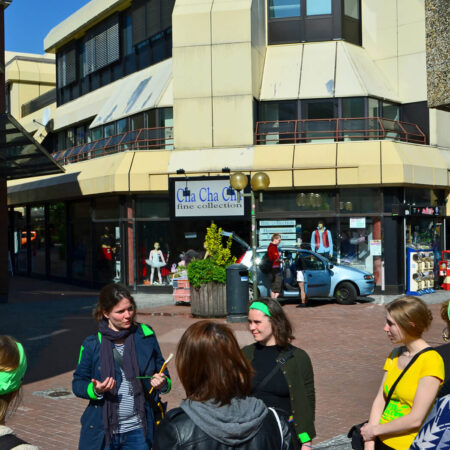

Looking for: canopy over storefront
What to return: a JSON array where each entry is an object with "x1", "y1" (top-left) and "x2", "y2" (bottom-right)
[{"x1": 0, "y1": 113, "x2": 64, "y2": 180}]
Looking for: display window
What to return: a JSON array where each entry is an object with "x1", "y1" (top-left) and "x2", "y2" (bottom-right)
[
  {"x1": 95, "y1": 223, "x2": 121, "y2": 284},
  {"x1": 70, "y1": 201, "x2": 92, "y2": 282},
  {"x1": 49, "y1": 202, "x2": 67, "y2": 278},
  {"x1": 30, "y1": 206, "x2": 46, "y2": 275}
]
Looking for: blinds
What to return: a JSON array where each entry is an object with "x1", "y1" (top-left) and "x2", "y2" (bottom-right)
[
  {"x1": 57, "y1": 46, "x2": 76, "y2": 87},
  {"x1": 82, "y1": 15, "x2": 120, "y2": 76}
]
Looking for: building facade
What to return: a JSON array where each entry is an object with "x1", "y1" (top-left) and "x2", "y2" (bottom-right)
[{"x1": 7, "y1": 0, "x2": 450, "y2": 294}]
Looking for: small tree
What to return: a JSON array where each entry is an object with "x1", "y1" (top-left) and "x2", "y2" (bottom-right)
[{"x1": 204, "y1": 223, "x2": 236, "y2": 267}]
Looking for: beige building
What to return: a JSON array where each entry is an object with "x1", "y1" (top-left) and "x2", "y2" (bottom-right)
[{"x1": 7, "y1": 0, "x2": 450, "y2": 295}]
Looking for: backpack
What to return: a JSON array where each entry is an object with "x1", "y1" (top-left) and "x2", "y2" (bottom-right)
[
  {"x1": 0, "y1": 434, "x2": 27, "y2": 450},
  {"x1": 259, "y1": 252, "x2": 273, "y2": 274}
]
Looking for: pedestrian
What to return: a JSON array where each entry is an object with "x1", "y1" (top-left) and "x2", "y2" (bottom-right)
[
  {"x1": 410, "y1": 299, "x2": 450, "y2": 449},
  {"x1": 360, "y1": 296, "x2": 444, "y2": 450},
  {"x1": 242, "y1": 298, "x2": 316, "y2": 450},
  {"x1": 267, "y1": 233, "x2": 282, "y2": 299},
  {"x1": 153, "y1": 320, "x2": 294, "y2": 449},
  {"x1": 72, "y1": 283, "x2": 171, "y2": 450},
  {"x1": 295, "y1": 254, "x2": 308, "y2": 308},
  {"x1": 0, "y1": 335, "x2": 38, "y2": 449}
]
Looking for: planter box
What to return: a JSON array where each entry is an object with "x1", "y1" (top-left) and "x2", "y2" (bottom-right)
[{"x1": 190, "y1": 282, "x2": 226, "y2": 317}]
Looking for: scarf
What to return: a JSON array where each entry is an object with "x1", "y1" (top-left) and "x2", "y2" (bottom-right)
[{"x1": 98, "y1": 319, "x2": 146, "y2": 444}]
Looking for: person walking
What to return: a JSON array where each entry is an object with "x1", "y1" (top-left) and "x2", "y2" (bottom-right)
[
  {"x1": 267, "y1": 234, "x2": 282, "y2": 299},
  {"x1": 73, "y1": 283, "x2": 171, "y2": 450},
  {"x1": 153, "y1": 320, "x2": 293, "y2": 449},
  {"x1": 243, "y1": 298, "x2": 316, "y2": 450},
  {"x1": 0, "y1": 335, "x2": 38, "y2": 449},
  {"x1": 360, "y1": 296, "x2": 444, "y2": 450}
]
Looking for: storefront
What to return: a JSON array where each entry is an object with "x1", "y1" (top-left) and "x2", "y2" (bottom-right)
[{"x1": 8, "y1": 182, "x2": 446, "y2": 294}]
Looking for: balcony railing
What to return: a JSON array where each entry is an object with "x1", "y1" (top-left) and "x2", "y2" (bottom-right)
[
  {"x1": 52, "y1": 127, "x2": 174, "y2": 165},
  {"x1": 254, "y1": 117, "x2": 426, "y2": 145}
]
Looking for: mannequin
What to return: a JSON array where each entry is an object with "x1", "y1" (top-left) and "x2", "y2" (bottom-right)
[
  {"x1": 146, "y1": 242, "x2": 166, "y2": 285},
  {"x1": 311, "y1": 220, "x2": 333, "y2": 259}
]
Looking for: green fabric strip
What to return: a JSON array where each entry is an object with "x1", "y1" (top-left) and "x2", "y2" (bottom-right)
[
  {"x1": 165, "y1": 377, "x2": 172, "y2": 393},
  {"x1": 141, "y1": 323, "x2": 154, "y2": 336},
  {"x1": 87, "y1": 381, "x2": 98, "y2": 400},
  {"x1": 298, "y1": 432, "x2": 311, "y2": 443},
  {"x1": 78, "y1": 345, "x2": 84, "y2": 365},
  {"x1": 97, "y1": 332, "x2": 102, "y2": 343},
  {"x1": 249, "y1": 301, "x2": 271, "y2": 317}
]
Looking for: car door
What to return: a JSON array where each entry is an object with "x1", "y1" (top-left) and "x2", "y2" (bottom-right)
[{"x1": 300, "y1": 251, "x2": 331, "y2": 297}]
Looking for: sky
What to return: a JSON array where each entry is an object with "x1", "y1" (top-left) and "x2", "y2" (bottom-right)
[{"x1": 5, "y1": 0, "x2": 91, "y2": 54}]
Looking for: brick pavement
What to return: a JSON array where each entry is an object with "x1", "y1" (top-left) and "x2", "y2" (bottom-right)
[{"x1": 3, "y1": 277, "x2": 448, "y2": 449}]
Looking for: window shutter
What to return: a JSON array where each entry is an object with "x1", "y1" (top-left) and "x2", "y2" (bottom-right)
[{"x1": 132, "y1": 0, "x2": 147, "y2": 46}]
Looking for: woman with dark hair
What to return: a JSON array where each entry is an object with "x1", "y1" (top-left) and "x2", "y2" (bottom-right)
[
  {"x1": 361, "y1": 296, "x2": 444, "y2": 450},
  {"x1": 153, "y1": 320, "x2": 293, "y2": 449},
  {"x1": 242, "y1": 298, "x2": 315, "y2": 450},
  {"x1": 73, "y1": 283, "x2": 171, "y2": 450},
  {"x1": 0, "y1": 335, "x2": 37, "y2": 449}
]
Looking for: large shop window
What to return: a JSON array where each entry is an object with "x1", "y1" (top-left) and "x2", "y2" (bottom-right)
[
  {"x1": 12, "y1": 208, "x2": 27, "y2": 274},
  {"x1": 95, "y1": 223, "x2": 121, "y2": 284},
  {"x1": 30, "y1": 206, "x2": 46, "y2": 275},
  {"x1": 49, "y1": 203, "x2": 67, "y2": 278},
  {"x1": 70, "y1": 201, "x2": 92, "y2": 282},
  {"x1": 259, "y1": 191, "x2": 336, "y2": 213}
]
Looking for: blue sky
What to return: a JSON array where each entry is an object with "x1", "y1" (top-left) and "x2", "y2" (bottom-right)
[{"x1": 5, "y1": 0, "x2": 91, "y2": 54}]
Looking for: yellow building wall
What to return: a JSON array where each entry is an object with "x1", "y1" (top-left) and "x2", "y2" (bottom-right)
[
  {"x1": 172, "y1": 0, "x2": 266, "y2": 149},
  {"x1": 429, "y1": 109, "x2": 450, "y2": 149}
]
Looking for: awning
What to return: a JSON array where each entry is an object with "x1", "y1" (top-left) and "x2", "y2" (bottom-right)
[
  {"x1": 0, "y1": 114, "x2": 64, "y2": 180},
  {"x1": 90, "y1": 58, "x2": 172, "y2": 128}
]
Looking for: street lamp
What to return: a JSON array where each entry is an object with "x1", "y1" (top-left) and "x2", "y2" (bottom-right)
[{"x1": 230, "y1": 172, "x2": 270, "y2": 300}]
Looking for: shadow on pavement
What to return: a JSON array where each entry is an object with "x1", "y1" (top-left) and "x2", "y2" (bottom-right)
[{"x1": 1, "y1": 276, "x2": 99, "y2": 384}]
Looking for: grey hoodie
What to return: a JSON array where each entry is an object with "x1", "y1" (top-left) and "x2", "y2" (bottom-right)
[{"x1": 180, "y1": 397, "x2": 268, "y2": 446}]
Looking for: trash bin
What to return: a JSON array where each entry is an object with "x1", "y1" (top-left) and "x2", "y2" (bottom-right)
[{"x1": 226, "y1": 264, "x2": 249, "y2": 323}]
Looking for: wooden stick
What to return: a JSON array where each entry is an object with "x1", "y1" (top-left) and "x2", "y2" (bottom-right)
[{"x1": 148, "y1": 353, "x2": 173, "y2": 394}]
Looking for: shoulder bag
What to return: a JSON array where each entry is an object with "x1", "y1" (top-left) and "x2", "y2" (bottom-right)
[
  {"x1": 259, "y1": 252, "x2": 273, "y2": 274},
  {"x1": 347, "y1": 347, "x2": 433, "y2": 450}
]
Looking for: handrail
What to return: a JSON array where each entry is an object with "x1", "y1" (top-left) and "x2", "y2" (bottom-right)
[
  {"x1": 254, "y1": 117, "x2": 426, "y2": 145},
  {"x1": 53, "y1": 126, "x2": 174, "y2": 164}
]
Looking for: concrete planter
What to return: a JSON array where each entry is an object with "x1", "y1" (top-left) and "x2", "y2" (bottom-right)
[{"x1": 190, "y1": 282, "x2": 226, "y2": 317}]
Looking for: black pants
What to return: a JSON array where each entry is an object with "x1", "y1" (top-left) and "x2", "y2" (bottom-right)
[{"x1": 375, "y1": 438, "x2": 394, "y2": 450}]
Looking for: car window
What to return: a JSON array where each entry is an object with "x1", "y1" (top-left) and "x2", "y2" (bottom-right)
[{"x1": 301, "y1": 254, "x2": 325, "y2": 271}]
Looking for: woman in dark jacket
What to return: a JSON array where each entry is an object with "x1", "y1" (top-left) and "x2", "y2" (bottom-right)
[
  {"x1": 72, "y1": 283, "x2": 170, "y2": 450},
  {"x1": 243, "y1": 297, "x2": 316, "y2": 450},
  {"x1": 153, "y1": 320, "x2": 293, "y2": 449}
]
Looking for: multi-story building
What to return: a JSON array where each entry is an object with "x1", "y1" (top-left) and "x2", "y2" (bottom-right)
[{"x1": 7, "y1": 0, "x2": 450, "y2": 294}]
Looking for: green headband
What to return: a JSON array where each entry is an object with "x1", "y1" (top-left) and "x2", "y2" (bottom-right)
[
  {"x1": 0, "y1": 342, "x2": 27, "y2": 395},
  {"x1": 249, "y1": 301, "x2": 271, "y2": 317},
  {"x1": 448, "y1": 302, "x2": 450, "y2": 321}
]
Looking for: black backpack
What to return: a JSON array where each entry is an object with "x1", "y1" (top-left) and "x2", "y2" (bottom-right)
[
  {"x1": 0, "y1": 434, "x2": 28, "y2": 450},
  {"x1": 259, "y1": 252, "x2": 273, "y2": 274}
]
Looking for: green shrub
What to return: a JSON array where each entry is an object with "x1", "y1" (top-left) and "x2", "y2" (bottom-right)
[{"x1": 187, "y1": 257, "x2": 227, "y2": 287}]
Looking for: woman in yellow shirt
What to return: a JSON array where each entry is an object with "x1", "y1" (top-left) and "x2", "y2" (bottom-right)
[{"x1": 361, "y1": 296, "x2": 444, "y2": 450}]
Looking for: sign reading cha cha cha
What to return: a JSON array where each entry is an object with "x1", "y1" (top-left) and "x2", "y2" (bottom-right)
[{"x1": 173, "y1": 179, "x2": 244, "y2": 218}]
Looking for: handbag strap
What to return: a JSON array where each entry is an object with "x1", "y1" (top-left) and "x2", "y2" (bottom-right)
[
  {"x1": 254, "y1": 346, "x2": 295, "y2": 393},
  {"x1": 268, "y1": 407, "x2": 284, "y2": 450},
  {"x1": 383, "y1": 347, "x2": 433, "y2": 411}
]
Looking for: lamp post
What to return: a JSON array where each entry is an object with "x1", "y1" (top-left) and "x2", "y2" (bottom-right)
[{"x1": 230, "y1": 172, "x2": 270, "y2": 300}]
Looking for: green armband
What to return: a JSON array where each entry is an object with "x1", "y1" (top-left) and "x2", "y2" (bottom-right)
[
  {"x1": 165, "y1": 377, "x2": 172, "y2": 393},
  {"x1": 298, "y1": 432, "x2": 311, "y2": 444},
  {"x1": 87, "y1": 381, "x2": 100, "y2": 400}
]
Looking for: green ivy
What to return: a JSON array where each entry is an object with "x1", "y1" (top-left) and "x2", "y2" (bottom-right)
[{"x1": 187, "y1": 258, "x2": 227, "y2": 287}]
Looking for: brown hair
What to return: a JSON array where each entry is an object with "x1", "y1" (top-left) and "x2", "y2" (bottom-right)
[
  {"x1": 271, "y1": 233, "x2": 281, "y2": 242},
  {"x1": 0, "y1": 336, "x2": 22, "y2": 423},
  {"x1": 176, "y1": 321, "x2": 253, "y2": 405},
  {"x1": 386, "y1": 296, "x2": 432, "y2": 339},
  {"x1": 440, "y1": 300, "x2": 450, "y2": 325},
  {"x1": 250, "y1": 297, "x2": 295, "y2": 347},
  {"x1": 93, "y1": 283, "x2": 137, "y2": 322}
]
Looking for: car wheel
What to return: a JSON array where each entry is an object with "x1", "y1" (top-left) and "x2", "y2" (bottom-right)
[{"x1": 335, "y1": 281, "x2": 357, "y2": 305}]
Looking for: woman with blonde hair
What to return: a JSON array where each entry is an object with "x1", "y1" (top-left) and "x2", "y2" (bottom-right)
[
  {"x1": 0, "y1": 335, "x2": 37, "y2": 449},
  {"x1": 361, "y1": 296, "x2": 444, "y2": 449}
]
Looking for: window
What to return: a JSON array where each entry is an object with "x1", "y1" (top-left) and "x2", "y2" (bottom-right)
[
  {"x1": 269, "y1": 0, "x2": 300, "y2": 18},
  {"x1": 342, "y1": 98, "x2": 364, "y2": 118},
  {"x1": 117, "y1": 118, "x2": 128, "y2": 134},
  {"x1": 344, "y1": 0, "x2": 360, "y2": 19},
  {"x1": 57, "y1": 46, "x2": 77, "y2": 87},
  {"x1": 104, "y1": 123, "x2": 116, "y2": 138},
  {"x1": 382, "y1": 101, "x2": 400, "y2": 121},
  {"x1": 82, "y1": 16, "x2": 120, "y2": 77},
  {"x1": 76, "y1": 126, "x2": 85, "y2": 146},
  {"x1": 368, "y1": 98, "x2": 380, "y2": 117},
  {"x1": 306, "y1": 0, "x2": 331, "y2": 15},
  {"x1": 304, "y1": 99, "x2": 335, "y2": 119},
  {"x1": 131, "y1": 113, "x2": 145, "y2": 130},
  {"x1": 91, "y1": 127, "x2": 103, "y2": 141}
]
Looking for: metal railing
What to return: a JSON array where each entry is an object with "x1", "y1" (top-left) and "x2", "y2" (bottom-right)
[
  {"x1": 254, "y1": 117, "x2": 426, "y2": 145},
  {"x1": 52, "y1": 126, "x2": 174, "y2": 164}
]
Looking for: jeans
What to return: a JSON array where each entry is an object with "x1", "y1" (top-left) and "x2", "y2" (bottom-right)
[{"x1": 106, "y1": 429, "x2": 150, "y2": 450}]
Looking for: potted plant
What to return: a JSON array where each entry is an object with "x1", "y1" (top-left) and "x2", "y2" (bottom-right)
[{"x1": 187, "y1": 223, "x2": 236, "y2": 317}]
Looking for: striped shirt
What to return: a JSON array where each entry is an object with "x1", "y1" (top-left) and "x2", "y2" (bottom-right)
[{"x1": 114, "y1": 344, "x2": 142, "y2": 434}]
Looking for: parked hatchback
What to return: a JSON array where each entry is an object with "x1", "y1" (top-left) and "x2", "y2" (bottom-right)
[{"x1": 237, "y1": 246, "x2": 375, "y2": 304}]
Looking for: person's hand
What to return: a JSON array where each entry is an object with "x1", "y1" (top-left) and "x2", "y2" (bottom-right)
[
  {"x1": 92, "y1": 377, "x2": 116, "y2": 394},
  {"x1": 361, "y1": 423, "x2": 376, "y2": 441},
  {"x1": 151, "y1": 373, "x2": 166, "y2": 390}
]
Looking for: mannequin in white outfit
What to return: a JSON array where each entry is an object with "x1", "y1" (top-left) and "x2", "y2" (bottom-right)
[{"x1": 146, "y1": 242, "x2": 166, "y2": 285}]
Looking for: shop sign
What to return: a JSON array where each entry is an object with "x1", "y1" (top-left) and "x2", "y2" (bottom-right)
[
  {"x1": 172, "y1": 179, "x2": 245, "y2": 218},
  {"x1": 350, "y1": 217, "x2": 366, "y2": 228}
]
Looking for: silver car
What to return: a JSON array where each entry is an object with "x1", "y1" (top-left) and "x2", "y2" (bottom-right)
[{"x1": 237, "y1": 246, "x2": 375, "y2": 304}]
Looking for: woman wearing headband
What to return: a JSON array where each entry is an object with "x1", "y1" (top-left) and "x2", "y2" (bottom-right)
[
  {"x1": 153, "y1": 321, "x2": 294, "y2": 449},
  {"x1": 242, "y1": 298, "x2": 316, "y2": 450},
  {"x1": 360, "y1": 296, "x2": 444, "y2": 450},
  {"x1": 72, "y1": 283, "x2": 171, "y2": 450},
  {"x1": 0, "y1": 335, "x2": 37, "y2": 449}
]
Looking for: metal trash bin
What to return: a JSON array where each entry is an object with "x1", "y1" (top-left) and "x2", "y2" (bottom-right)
[{"x1": 226, "y1": 264, "x2": 249, "y2": 323}]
